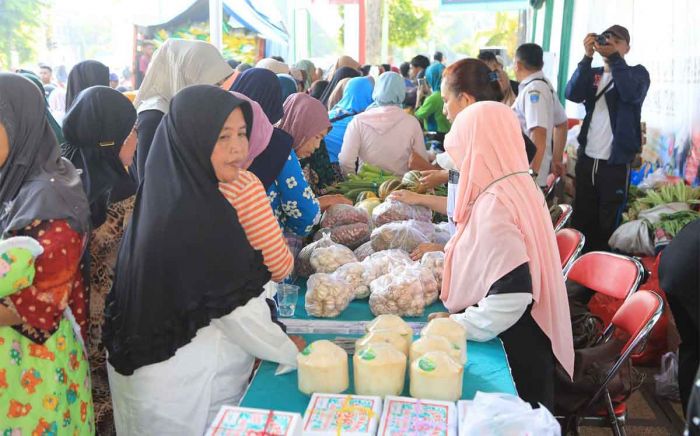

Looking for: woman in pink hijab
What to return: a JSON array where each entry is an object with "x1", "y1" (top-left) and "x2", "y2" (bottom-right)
[{"x1": 435, "y1": 101, "x2": 574, "y2": 411}]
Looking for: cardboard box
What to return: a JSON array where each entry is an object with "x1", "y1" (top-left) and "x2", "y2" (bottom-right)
[
  {"x1": 377, "y1": 396, "x2": 457, "y2": 436},
  {"x1": 206, "y1": 406, "x2": 302, "y2": 436},
  {"x1": 301, "y1": 393, "x2": 382, "y2": 436}
]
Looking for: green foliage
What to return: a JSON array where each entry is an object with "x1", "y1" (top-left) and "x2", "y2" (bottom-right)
[
  {"x1": 387, "y1": 0, "x2": 431, "y2": 49},
  {"x1": 0, "y1": 0, "x2": 44, "y2": 69},
  {"x1": 338, "y1": 5, "x2": 345, "y2": 49},
  {"x1": 454, "y1": 11, "x2": 520, "y2": 58}
]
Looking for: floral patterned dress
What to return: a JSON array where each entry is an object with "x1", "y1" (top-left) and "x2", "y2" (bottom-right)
[{"x1": 0, "y1": 220, "x2": 94, "y2": 435}]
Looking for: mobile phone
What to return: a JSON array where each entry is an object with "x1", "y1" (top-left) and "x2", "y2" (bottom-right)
[{"x1": 417, "y1": 78, "x2": 427, "y2": 87}]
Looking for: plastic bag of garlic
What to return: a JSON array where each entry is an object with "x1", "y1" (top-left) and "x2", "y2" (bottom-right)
[
  {"x1": 369, "y1": 267, "x2": 427, "y2": 317},
  {"x1": 305, "y1": 273, "x2": 355, "y2": 318}
]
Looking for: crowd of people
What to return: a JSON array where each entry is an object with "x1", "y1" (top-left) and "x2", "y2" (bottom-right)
[{"x1": 1, "y1": 22, "x2": 698, "y2": 436}]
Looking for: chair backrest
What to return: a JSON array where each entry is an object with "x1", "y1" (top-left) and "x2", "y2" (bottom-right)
[
  {"x1": 556, "y1": 228, "x2": 585, "y2": 276},
  {"x1": 586, "y1": 290, "x2": 663, "y2": 409},
  {"x1": 554, "y1": 204, "x2": 573, "y2": 231},
  {"x1": 544, "y1": 174, "x2": 561, "y2": 199},
  {"x1": 566, "y1": 252, "x2": 643, "y2": 300}
]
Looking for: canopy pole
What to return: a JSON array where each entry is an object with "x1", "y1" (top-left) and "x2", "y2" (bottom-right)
[{"x1": 209, "y1": 0, "x2": 223, "y2": 51}]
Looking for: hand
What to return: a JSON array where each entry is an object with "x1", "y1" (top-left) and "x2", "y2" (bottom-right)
[
  {"x1": 551, "y1": 161, "x2": 567, "y2": 178},
  {"x1": 317, "y1": 194, "x2": 352, "y2": 212},
  {"x1": 594, "y1": 41, "x2": 619, "y2": 59},
  {"x1": 388, "y1": 189, "x2": 423, "y2": 206},
  {"x1": 289, "y1": 335, "x2": 307, "y2": 352},
  {"x1": 408, "y1": 151, "x2": 434, "y2": 172},
  {"x1": 583, "y1": 33, "x2": 597, "y2": 57},
  {"x1": 410, "y1": 243, "x2": 445, "y2": 262},
  {"x1": 428, "y1": 312, "x2": 450, "y2": 322},
  {"x1": 419, "y1": 170, "x2": 449, "y2": 189}
]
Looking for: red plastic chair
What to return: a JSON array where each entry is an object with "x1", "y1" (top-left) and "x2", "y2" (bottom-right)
[
  {"x1": 556, "y1": 229, "x2": 585, "y2": 277},
  {"x1": 554, "y1": 204, "x2": 573, "y2": 232},
  {"x1": 566, "y1": 252, "x2": 644, "y2": 301},
  {"x1": 543, "y1": 174, "x2": 561, "y2": 200},
  {"x1": 576, "y1": 290, "x2": 664, "y2": 436}
]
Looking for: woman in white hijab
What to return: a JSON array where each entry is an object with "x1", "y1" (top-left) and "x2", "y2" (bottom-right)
[
  {"x1": 132, "y1": 39, "x2": 235, "y2": 182},
  {"x1": 255, "y1": 58, "x2": 290, "y2": 75}
]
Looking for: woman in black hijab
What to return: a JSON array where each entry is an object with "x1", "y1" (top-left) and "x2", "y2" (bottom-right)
[
  {"x1": 230, "y1": 67, "x2": 294, "y2": 188},
  {"x1": 318, "y1": 66, "x2": 361, "y2": 107},
  {"x1": 309, "y1": 79, "x2": 329, "y2": 100},
  {"x1": 65, "y1": 60, "x2": 110, "y2": 111},
  {"x1": 62, "y1": 85, "x2": 137, "y2": 435},
  {"x1": 103, "y1": 85, "x2": 300, "y2": 434}
]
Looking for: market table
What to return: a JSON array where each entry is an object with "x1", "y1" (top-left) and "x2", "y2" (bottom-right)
[{"x1": 240, "y1": 333, "x2": 517, "y2": 415}]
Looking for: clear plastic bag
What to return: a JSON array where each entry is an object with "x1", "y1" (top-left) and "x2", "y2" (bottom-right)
[
  {"x1": 654, "y1": 351, "x2": 680, "y2": 401},
  {"x1": 353, "y1": 241, "x2": 375, "y2": 261},
  {"x1": 431, "y1": 222, "x2": 452, "y2": 245},
  {"x1": 314, "y1": 222, "x2": 371, "y2": 250},
  {"x1": 460, "y1": 392, "x2": 560, "y2": 436},
  {"x1": 370, "y1": 220, "x2": 433, "y2": 252},
  {"x1": 295, "y1": 232, "x2": 336, "y2": 277},
  {"x1": 320, "y1": 204, "x2": 370, "y2": 228},
  {"x1": 421, "y1": 251, "x2": 445, "y2": 288},
  {"x1": 391, "y1": 263, "x2": 439, "y2": 305},
  {"x1": 305, "y1": 273, "x2": 354, "y2": 318},
  {"x1": 310, "y1": 244, "x2": 357, "y2": 273},
  {"x1": 369, "y1": 269, "x2": 426, "y2": 317},
  {"x1": 372, "y1": 199, "x2": 432, "y2": 227},
  {"x1": 334, "y1": 262, "x2": 371, "y2": 299},
  {"x1": 361, "y1": 249, "x2": 413, "y2": 283}
]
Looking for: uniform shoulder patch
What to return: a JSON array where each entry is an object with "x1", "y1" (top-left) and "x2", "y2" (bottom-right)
[{"x1": 529, "y1": 91, "x2": 540, "y2": 103}]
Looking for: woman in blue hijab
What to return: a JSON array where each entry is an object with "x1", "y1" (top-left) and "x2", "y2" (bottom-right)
[
  {"x1": 277, "y1": 74, "x2": 298, "y2": 101},
  {"x1": 325, "y1": 77, "x2": 374, "y2": 163},
  {"x1": 415, "y1": 62, "x2": 450, "y2": 139}
]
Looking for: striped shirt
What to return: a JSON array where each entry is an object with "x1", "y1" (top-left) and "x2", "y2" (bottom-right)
[{"x1": 219, "y1": 171, "x2": 293, "y2": 282}]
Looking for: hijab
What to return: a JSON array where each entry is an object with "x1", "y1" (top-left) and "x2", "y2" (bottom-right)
[
  {"x1": 441, "y1": 101, "x2": 574, "y2": 377},
  {"x1": 368, "y1": 72, "x2": 405, "y2": 109},
  {"x1": 326, "y1": 77, "x2": 352, "y2": 111},
  {"x1": 135, "y1": 39, "x2": 234, "y2": 114},
  {"x1": 0, "y1": 73, "x2": 90, "y2": 237},
  {"x1": 62, "y1": 86, "x2": 137, "y2": 228},
  {"x1": 309, "y1": 80, "x2": 329, "y2": 100},
  {"x1": 230, "y1": 68, "x2": 284, "y2": 124},
  {"x1": 279, "y1": 93, "x2": 331, "y2": 151},
  {"x1": 255, "y1": 58, "x2": 290, "y2": 74},
  {"x1": 103, "y1": 85, "x2": 270, "y2": 376},
  {"x1": 65, "y1": 60, "x2": 110, "y2": 110},
  {"x1": 18, "y1": 71, "x2": 65, "y2": 145},
  {"x1": 329, "y1": 76, "x2": 374, "y2": 118},
  {"x1": 327, "y1": 55, "x2": 361, "y2": 79},
  {"x1": 319, "y1": 66, "x2": 361, "y2": 107},
  {"x1": 295, "y1": 59, "x2": 316, "y2": 90},
  {"x1": 277, "y1": 74, "x2": 298, "y2": 101},
  {"x1": 229, "y1": 91, "x2": 273, "y2": 168},
  {"x1": 425, "y1": 62, "x2": 445, "y2": 92}
]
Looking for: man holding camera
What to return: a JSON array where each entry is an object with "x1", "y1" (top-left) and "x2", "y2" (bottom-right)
[{"x1": 566, "y1": 25, "x2": 650, "y2": 252}]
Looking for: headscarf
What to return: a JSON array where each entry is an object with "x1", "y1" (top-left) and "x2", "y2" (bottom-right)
[
  {"x1": 103, "y1": 85, "x2": 270, "y2": 376},
  {"x1": 231, "y1": 68, "x2": 284, "y2": 124},
  {"x1": 329, "y1": 77, "x2": 374, "y2": 118},
  {"x1": 319, "y1": 66, "x2": 361, "y2": 107},
  {"x1": 327, "y1": 55, "x2": 361, "y2": 79},
  {"x1": 441, "y1": 101, "x2": 574, "y2": 377},
  {"x1": 18, "y1": 71, "x2": 65, "y2": 145},
  {"x1": 135, "y1": 39, "x2": 234, "y2": 114},
  {"x1": 255, "y1": 58, "x2": 290, "y2": 74},
  {"x1": 326, "y1": 77, "x2": 352, "y2": 110},
  {"x1": 368, "y1": 72, "x2": 406, "y2": 109},
  {"x1": 65, "y1": 60, "x2": 110, "y2": 110},
  {"x1": 230, "y1": 91, "x2": 273, "y2": 168},
  {"x1": 425, "y1": 62, "x2": 445, "y2": 92},
  {"x1": 279, "y1": 93, "x2": 331, "y2": 150},
  {"x1": 295, "y1": 59, "x2": 316, "y2": 90},
  {"x1": 62, "y1": 86, "x2": 137, "y2": 228},
  {"x1": 277, "y1": 74, "x2": 298, "y2": 101},
  {"x1": 0, "y1": 73, "x2": 90, "y2": 237},
  {"x1": 309, "y1": 80, "x2": 329, "y2": 100}
]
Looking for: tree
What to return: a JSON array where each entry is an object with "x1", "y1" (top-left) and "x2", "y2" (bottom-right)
[
  {"x1": 387, "y1": 0, "x2": 431, "y2": 49},
  {"x1": 0, "y1": 0, "x2": 44, "y2": 69},
  {"x1": 454, "y1": 12, "x2": 520, "y2": 59}
]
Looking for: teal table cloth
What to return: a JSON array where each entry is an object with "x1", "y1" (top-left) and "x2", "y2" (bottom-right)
[{"x1": 240, "y1": 333, "x2": 516, "y2": 415}]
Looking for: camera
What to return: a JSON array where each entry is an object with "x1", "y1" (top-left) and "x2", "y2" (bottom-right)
[{"x1": 595, "y1": 34, "x2": 609, "y2": 46}]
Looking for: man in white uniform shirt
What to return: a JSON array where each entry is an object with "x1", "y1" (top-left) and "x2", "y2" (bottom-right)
[{"x1": 512, "y1": 43, "x2": 568, "y2": 187}]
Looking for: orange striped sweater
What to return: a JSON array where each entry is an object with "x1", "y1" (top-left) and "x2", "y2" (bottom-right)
[{"x1": 219, "y1": 171, "x2": 293, "y2": 282}]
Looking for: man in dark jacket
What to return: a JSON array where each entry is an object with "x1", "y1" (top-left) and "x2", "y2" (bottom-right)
[{"x1": 565, "y1": 25, "x2": 650, "y2": 252}]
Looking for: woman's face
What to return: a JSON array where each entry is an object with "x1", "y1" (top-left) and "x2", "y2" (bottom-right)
[
  {"x1": 0, "y1": 122, "x2": 9, "y2": 168},
  {"x1": 296, "y1": 129, "x2": 328, "y2": 159},
  {"x1": 441, "y1": 79, "x2": 474, "y2": 123},
  {"x1": 119, "y1": 127, "x2": 137, "y2": 167},
  {"x1": 210, "y1": 107, "x2": 249, "y2": 183}
]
